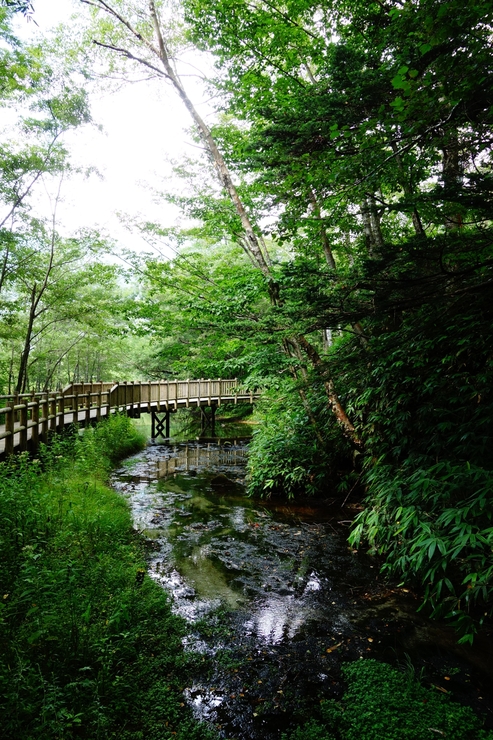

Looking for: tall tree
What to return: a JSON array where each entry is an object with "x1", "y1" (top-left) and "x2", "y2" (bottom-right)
[{"x1": 77, "y1": 0, "x2": 361, "y2": 442}]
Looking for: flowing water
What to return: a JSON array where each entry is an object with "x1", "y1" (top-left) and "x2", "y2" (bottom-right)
[{"x1": 112, "y1": 438, "x2": 493, "y2": 739}]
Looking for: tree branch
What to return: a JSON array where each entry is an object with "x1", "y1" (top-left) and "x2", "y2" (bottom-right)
[{"x1": 92, "y1": 40, "x2": 171, "y2": 80}]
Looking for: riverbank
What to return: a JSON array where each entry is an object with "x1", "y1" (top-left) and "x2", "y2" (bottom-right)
[
  {"x1": 0, "y1": 416, "x2": 216, "y2": 740},
  {"x1": 3, "y1": 420, "x2": 492, "y2": 740}
]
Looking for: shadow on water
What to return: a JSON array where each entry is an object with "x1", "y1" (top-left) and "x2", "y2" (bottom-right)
[{"x1": 112, "y1": 439, "x2": 493, "y2": 739}]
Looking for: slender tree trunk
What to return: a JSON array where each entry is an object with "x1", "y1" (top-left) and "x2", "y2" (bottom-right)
[
  {"x1": 361, "y1": 197, "x2": 376, "y2": 256},
  {"x1": 368, "y1": 193, "x2": 384, "y2": 253},
  {"x1": 0, "y1": 240, "x2": 11, "y2": 295},
  {"x1": 148, "y1": 1, "x2": 272, "y2": 278},
  {"x1": 43, "y1": 334, "x2": 85, "y2": 391},
  {"x1": 308, "y1": 189, "x2": 336, "y2": 269},
  {"x1": 294, "y1": 334, "x2": 362, "y2": 448},
  {"x1": 16, "y1": 283, "x2": 37, "y2": 393},
  {"x1": 8, "y1": 346, "x2": 15, "y2": 394},
  {"x1": 442, "y1": 130, "x2": 462, "y2": 230}
]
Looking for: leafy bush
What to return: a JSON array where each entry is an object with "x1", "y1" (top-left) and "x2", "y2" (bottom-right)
[
  {"x1": 246, "y1": 381, "x2": 350, "y2": 498},
  {"x1": 286, "y1": 719, "x2": 336, "y2": 740},
  {"x1": 337, "y1": 293, "x2": 493, "y2": 639},
  {"x1": 349, "y1": 460, "x2": 493, "y2": 641},
  {"x1": 75, "y1": 412, "x2": 147, "y2": 473}
]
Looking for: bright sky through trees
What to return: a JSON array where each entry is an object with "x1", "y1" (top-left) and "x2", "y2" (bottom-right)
[{"x1": 10, "y1": 0, "x2": 210, "y2": 253}]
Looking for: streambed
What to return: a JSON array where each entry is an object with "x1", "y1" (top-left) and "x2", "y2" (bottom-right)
[{"x1": 112, "y1": 439, "x2": 493, "y2": 739}]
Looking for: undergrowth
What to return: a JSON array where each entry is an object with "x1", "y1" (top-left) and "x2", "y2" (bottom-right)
[
  {"x1": 284, "y1": 659, "x2": 493, "y2": 740},
  {"x1": 246, "y1": 382, "x2": 351, "y2": 499},
  {"x1": 0, "y1": 414, "x2": 217, "y2": 740}
]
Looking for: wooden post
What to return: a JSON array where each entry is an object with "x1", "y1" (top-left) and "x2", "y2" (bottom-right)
[
  {"x1": 166, "y1": 408, "x2": 170, "y2": 438},
  {"x1": 96, "y1": 383, "x2": 102, "y2": 421},
  {"x1": 74, "y1": 391, "x2": 79, "y2": 424},
  {"x1": 49, "y1": 394, "x2": 56, "y2": 431},
  {"x1": 5, "y1": 399, "x2": 14, "y2": 456},
  {"x1": 218, "y1": 377, "x2": 222, "y2": 406},
  {"x1": 85, "y1": 390, "x2": 90, "y2": 425},
  {"x1": 19, "y1": 402, "x2": 28, "y2": 451},
  {"x1": 41, "y1": 393, "x2": 49, "y2": 442},
  {"x1": 186, "y1": 378, "x2": 190, "y2": 408},
  {"x1": 31, "y1": 395, "x2": 39, "y2": 450},
  {"x1": 59, "y1": 392, "x2": 65, "y2": 428}
]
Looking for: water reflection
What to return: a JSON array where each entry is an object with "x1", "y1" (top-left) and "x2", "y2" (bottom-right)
[
  {"x1": 112, "y1": 439, "x2": 493, "y2": 739},
  {"x1": 246, "y1": 594, "x2": 323, "y2": 643},
  {"x1": 154, "y1": 442, "x2": 248, "y2": 480},
  {"x1": 112, "y1": 441, "x2": 341, "y2": 640}
]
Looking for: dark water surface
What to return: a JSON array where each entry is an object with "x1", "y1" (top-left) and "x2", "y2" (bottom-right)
[{"x1": 112, "y1": 440, "x2": 493, "y2": 739}]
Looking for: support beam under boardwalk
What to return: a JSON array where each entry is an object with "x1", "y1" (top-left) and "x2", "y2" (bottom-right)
[
  {"x1": 151, "y1": 409, "x2": 171, "y2": 439},
  {"x1": 200, "y1": 404, "x2": 216, "y2": 436}
]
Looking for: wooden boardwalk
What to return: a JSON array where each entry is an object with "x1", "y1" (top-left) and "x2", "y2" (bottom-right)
[{"x1": 0, "y1": 379, "x2": 259, "y2": 457}]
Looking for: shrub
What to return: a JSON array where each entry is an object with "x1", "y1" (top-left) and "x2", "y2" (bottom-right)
[{"x1": 247, "y1": 381, "x2": 351, "y2": 499}]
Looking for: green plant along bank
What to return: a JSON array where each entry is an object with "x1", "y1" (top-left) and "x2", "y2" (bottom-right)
[{"x1": 0, "y1": 415, "x2": 216, "y2": 740}]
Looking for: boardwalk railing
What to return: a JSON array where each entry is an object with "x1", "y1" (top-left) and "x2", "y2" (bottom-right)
[{"x1": 0, "y1": 379, "x2": 259, "y2": 457}]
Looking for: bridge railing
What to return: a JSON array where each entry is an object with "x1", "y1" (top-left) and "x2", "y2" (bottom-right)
[
  {"x1": 0, "y1": 383, "x2": 114, "y2": 456},
  {"x1": 107, "y1": 378, "x2": 245, "y2": 410},
  {"x1": 0, "y1": 379, "x2": 258, "y2": 456}
]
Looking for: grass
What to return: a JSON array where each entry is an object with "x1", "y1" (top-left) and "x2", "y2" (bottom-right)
[{"x1": 0, "y1": 414, "x2": 217, "y2": 740}]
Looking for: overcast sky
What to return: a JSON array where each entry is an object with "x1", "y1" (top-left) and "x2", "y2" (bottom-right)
[{"x1": 11, "y1": 0, "x2": 212, "y2": 255}]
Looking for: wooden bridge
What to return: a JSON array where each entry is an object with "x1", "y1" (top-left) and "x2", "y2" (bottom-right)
[{"x1": 0, "y1": 379, "x2": 259, "y2": 457}]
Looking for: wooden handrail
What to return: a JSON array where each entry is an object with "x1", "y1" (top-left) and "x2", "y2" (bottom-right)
[{"x1": 0, "y1": 379, "x2": 260, "y2": 457}]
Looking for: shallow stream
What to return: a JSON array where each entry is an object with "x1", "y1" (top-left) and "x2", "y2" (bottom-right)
[{"x1": 112, "y1": 438, "x2": 493, "y2": 739}]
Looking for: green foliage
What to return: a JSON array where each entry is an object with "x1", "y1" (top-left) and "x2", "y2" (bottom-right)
[
  {"x1": 350, "y1": 460, "x2": 493, "y2": 641},
  {"x1": 0, "y1": 12, "x2": 140, "y2": 394},
  {"x1": 286, "y1": 719, "x2": 336, "y2": 740},
  {"x1": 125, "y1": 238, "x2": 285, "y2": 383},
  {"x1": 247, "y1": 380, "x2": 351, "y2": 499},
  {"x1": 0, "y1": 417, "x2": 215, "y2": 740},
  {"x1": 75, "y1": 412, "x2": 147, "y2": 473},
  {"x1": 284, "y1": 660, "x2": 492, "y2": 740},
  {"x1": 339, "y1": 289, "x2": 493, "y2": 639}
]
